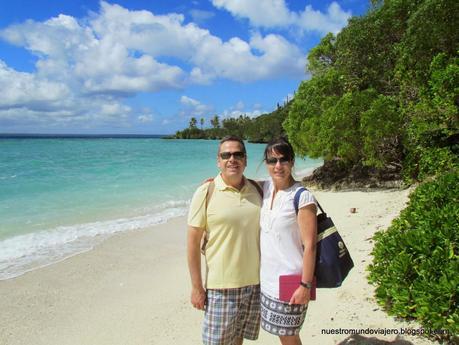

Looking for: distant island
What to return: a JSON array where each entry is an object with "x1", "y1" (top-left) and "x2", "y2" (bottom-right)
[{"x1": 167, "y1": 100, "x2": 291, "y2": 144}]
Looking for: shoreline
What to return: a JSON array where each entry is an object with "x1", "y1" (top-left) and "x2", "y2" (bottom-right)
[
  {"x1": 0, "y1": 163, "x2": 320, "y2": 282},
  {"x1": 0, "y1": 188, "x2": 441, "y2": 345}
]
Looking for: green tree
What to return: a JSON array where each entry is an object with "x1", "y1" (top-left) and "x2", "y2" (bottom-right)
[
  {"x1": 189, "y1": 117, "x2": 197, "y2": 129},
  {"x1": 307, "y1": 33, "x2": 336, "y2": 77},
  {"x1": 247, "y1": 102, "x2": 290, "y2": 143},
  {"x1": 285, "y1": 0, "x2": 458, "y2": 180},
  {"x1": 396, "y1": 0, "x2": 459, "y2": 95},
  {"x1": 210, "y1": 115, "x2": 220, "y2": 129}
]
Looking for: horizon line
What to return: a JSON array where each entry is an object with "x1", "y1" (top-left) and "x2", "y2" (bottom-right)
[{"x1": 0, "y1": 133, "x2": 172, "y2": 137}]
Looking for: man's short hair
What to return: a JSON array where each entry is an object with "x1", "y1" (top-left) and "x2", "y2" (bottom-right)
[{"x1": 218, "y1": 135, "x2": 246, "y2": 154}]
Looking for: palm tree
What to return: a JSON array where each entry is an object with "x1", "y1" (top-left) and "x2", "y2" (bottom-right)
[
  {"x1": 189, "y1": 117, "x2": 197, "y2": 128},
  {"x1": 210, "y1": 115, "x2": 220, "y2": 129}
]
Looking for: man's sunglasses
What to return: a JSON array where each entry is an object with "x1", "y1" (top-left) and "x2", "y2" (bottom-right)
[
  {"x1": 219, "y1": 151, "x2": 246, "y2": 160},
  {"x1": 265, "y1": 157, "x2": 290, "y2": 165}
]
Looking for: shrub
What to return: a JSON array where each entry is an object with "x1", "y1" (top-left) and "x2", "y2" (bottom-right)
[
  {"x1": 403, "y1": 147, "x2": 459, "y2": 182},
  {"x1": 368, "y1": 170, "x2": 459, "y2": 341}
]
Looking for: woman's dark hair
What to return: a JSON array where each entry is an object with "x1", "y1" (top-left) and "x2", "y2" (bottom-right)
[{"x1": 263, "y1": 137, "x2": 295, "y2": 162}]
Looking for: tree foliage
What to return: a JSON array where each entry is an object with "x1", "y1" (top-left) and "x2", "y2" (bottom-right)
[
  {"x1": 172, "y1": 102, "x2": 290, "y2": 142},
  {"x1": 210, "y1": 115, "x2": 220, "y2": 129},
  {"x1": 285, "y1": 0, "x2": 458, "y2": 181}
]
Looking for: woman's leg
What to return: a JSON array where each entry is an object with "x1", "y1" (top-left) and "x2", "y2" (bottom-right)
[{"x1": 279, "y1": 335, "x2": 302, "y2": 345}]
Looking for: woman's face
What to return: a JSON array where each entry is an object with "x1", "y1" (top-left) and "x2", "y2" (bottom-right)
[{"x1": 265, "y1": 149, "x2": 293, "y2": 182}]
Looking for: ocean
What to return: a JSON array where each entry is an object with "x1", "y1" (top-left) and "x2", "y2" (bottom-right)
[{"x1": 0, "y1": 137, "x2": 322, "y2": 280}]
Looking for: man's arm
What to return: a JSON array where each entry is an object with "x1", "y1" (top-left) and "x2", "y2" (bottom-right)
[{"x1": 187, "y1": 225, "x2": 206, "y2": 310}]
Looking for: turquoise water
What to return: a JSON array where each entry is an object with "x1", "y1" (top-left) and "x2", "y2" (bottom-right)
[{"x1": 0, "y1": 138, "x2": 322, "y2": 279}]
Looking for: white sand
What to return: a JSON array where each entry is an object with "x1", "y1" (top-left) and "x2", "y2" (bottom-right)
[{"x1": 0, "y1": 188, "x2": 441, "y2": 345}]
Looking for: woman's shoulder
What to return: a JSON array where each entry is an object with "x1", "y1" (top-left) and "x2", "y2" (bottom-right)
[
  {"x1": 290, "y1": 181, "x2": 307, "y2": 194},
  {"x1": 290, "y1": 182, "x2": 316, "y2": 201},
  {"x1": 261, "y1": 178, "x2": 273, "y2": 191}
]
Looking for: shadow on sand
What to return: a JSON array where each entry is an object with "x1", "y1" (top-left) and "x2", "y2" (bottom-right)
[{"x1": 337, "y1": 334, "x2": 416, "y2": 345}]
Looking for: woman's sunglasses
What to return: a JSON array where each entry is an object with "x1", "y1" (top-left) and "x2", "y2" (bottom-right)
[
  {"x1": 219, "y1": 151, "x2": 246, "y2": 160},
  {"x1": 265, "y1": 157, "x2": 290, "y2": 165}
]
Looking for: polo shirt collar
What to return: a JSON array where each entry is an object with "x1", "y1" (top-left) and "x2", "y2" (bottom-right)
[{"x1": 215, "y1": 173, "x2": 247, "y2": 191}]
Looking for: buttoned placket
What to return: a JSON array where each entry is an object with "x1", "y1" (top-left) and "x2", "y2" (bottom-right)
[
  {"x1": 264, "y1": 186, "x2": 282, "y2": 236},
  {"x1": 266, "y1": 184, "x2": 294, "y2": 236}
]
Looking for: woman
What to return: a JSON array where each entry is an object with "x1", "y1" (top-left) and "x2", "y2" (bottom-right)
[{"x1": 259, "y1": 137, "x2": 318, "y2": 345}]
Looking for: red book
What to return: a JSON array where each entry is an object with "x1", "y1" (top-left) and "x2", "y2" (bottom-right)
[{"x1": 279, "y1": 275, "x2": 316, "y2": 303}]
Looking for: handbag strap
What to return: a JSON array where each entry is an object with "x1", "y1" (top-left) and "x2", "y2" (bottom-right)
[{"x1": 294, "y1": 187, "x2": 325, "y2": 215}]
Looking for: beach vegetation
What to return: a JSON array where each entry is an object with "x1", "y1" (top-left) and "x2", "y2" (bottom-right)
[
  {"x1": 285, "y1": 0, "x2": 458, "y2": 185},
  {"x1": 368, "y1": 170, "x2": 459, "y2": 342},
  {"x1": 210, "y1": 115, "x2": 220, "y2": 129},
  {"x1": 189, "y1": 117, "x2": 198, "y2": 129},
  {"x1": 172, "y1": 101, "x2": 291, "y2": 142}
]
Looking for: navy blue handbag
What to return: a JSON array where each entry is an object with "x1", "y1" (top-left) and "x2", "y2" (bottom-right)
[{"x1": 294, "y1": 188, "x2": 354, "y2": 288}]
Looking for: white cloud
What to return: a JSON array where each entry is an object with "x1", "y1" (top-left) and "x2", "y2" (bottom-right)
[
  {"x1": 1, "y1": 1, "x2": 306, "y2": 86},
  {"x1": 0, "y1": 1, "x2": 308, "y2": 129},
  {"x1": 180, "y1": 96, "x2": 213, "y2": 117},
  {"x1": 283, "y1": 93, "x2": 294, "y2": 103},
  {"x1": 212, "y1": 0, "x2": 292, "y2": 27},
  {"x1": 234, "y1": 101, "x2": 245, "y2": 111},
  {"x1": 0, "y1": 58, "x2": 132, "y2": 129},
  {"x1": 221, "y1": 101, "x2": 266, "y2": 119},
  {"x1": 297, "y1": 2, "x2": 351, "y2": 34},
  {"x1": 212, "y1": 0, "x2": 351, "y2": 34},
  {"x1": 222, "y1": 109, "x2": 263, "y2": 118},
  {"x1": 188, "y1": 32, "x2": 305, "y2": 82},
  {"x1": 138, "y1": 114, "x2": 153, "y2": 123},
  {"x1": 0, "y1": 98, "x2": 131, "y2": 129},
  {"x1": 189, "y1": 67, "x2": 213, "y2": 85},
  {"x1": 189, "y1": 9, "x2": 215, "y2": 24},
  {"x1": 0, "y1": 60, "x2": 69, "y2": 109}
]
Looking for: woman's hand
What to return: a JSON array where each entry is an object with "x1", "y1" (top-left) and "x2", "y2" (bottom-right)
[{"x1": 289, "y1": 285, "x2": 310, "y2": 305}]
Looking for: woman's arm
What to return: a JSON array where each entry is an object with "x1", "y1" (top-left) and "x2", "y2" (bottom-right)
[{"x1": 289, "y1": 203, "x2": 317, "y2": 305}]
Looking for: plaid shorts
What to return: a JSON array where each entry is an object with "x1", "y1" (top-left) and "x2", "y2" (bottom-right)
[{"x1": 203, "y1": 285, "x2": 261, "y2": 345}]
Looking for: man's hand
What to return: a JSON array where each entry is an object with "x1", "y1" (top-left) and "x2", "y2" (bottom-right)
[
  {"x1": 191, "y1": 286, "x2": 206, "y2": 310},
  {"x1": 187, "y1": 226, "x2": 206, "y2": 310}
]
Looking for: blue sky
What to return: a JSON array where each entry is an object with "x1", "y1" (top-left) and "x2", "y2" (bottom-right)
[{"x1": 0, "y1": 0, "x2": 369, "y2": 134}]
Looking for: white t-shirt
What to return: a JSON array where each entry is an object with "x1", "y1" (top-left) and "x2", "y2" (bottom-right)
[{"x1": 260, "y1": 179, "x2": 317, "y2": 298}]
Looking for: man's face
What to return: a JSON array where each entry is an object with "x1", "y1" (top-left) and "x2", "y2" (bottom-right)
[{"x1": 217, "y1": 141, "x2": 247, "y2": 180}]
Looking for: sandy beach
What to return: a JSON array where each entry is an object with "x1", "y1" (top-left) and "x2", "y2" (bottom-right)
[{"x1": 0, "y1": 188, "x2": 441, "y2": 345}]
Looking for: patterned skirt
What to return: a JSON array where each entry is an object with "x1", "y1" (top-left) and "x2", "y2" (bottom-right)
[{"x1": 260, "y1": 292, "x2": 308, "y2": 336}]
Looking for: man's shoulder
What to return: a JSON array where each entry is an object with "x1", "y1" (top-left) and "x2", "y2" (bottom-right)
[
  {"x1": 245, "y1": 178, "x2": 263, "y2": 198},
  {"x1": 197, "y1": 180, "x2": 212, "y2": 192},
  {"x1": 190, "y1": 181, "x2": 213, "y2": 206}
]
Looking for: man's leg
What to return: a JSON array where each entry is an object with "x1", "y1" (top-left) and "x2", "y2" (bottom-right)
[
  {"x1": 234, "y1": 337, "x2": 243, "y2": 345},
  {"x1": 236, "y1": 285, "x2": 261, "y2": 342},
  {"x1": 203, "y1": 289, "x2": 241, "y2": 345}
]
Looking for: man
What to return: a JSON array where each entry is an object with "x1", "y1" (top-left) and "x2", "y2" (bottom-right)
[{"x1": 187, "y1": 136, "x2": 262, "y2": 345}]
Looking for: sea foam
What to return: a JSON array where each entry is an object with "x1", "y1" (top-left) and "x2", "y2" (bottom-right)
[{"x1": 0, "y1": 200, "x2": 189, "y2": 280}]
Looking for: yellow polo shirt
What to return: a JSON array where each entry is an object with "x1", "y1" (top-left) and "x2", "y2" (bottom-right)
[{"x1": 188, "y1": 174, "x2": 261, "y2": 289}]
